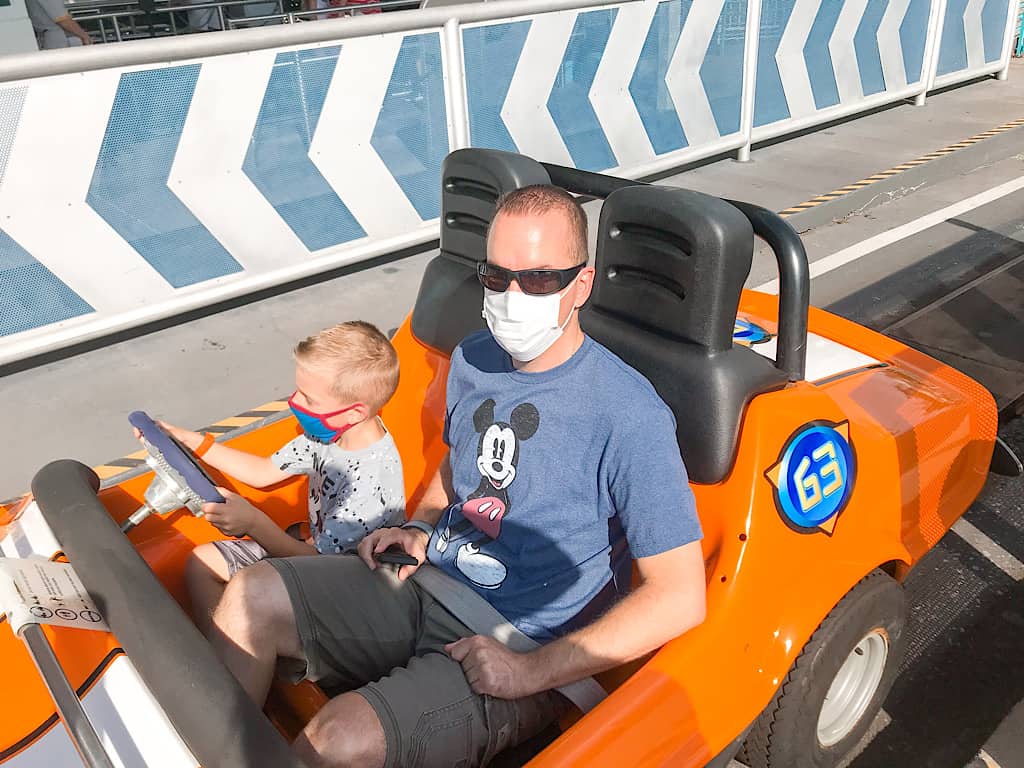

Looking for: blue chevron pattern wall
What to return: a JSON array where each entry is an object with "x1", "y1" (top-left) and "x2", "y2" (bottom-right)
[
  {"x1": 0, "y1": 0, "x2": 1013, "y2": 361},
  {"x1": 0, "y1": 33, "x2": 450, "y2": 353},
  {"x1": 88, "y1": 65, "x2": 244, "y2": 288},
  {"x1": 753, "y1": 0, "x2": 938, "y2": 131},
  {"x1": 936, "y1": 0, "x2": 1012, "y2": 77},
  {"x1": 463, "y1": 0, "x2": 748, "y2": 171}
]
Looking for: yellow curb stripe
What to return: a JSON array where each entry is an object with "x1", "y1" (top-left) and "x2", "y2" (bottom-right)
[
  {"x1": 249, "y1": 400, "x2": 290, "y2": 412},
  {"x1": 779, "y1": 117, "x2": 1024, "y2": 216}
]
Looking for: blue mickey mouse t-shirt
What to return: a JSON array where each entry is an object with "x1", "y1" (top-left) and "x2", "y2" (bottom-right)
[{"x1": 426, "y1": 330, "x2": 702, "y2": 641}]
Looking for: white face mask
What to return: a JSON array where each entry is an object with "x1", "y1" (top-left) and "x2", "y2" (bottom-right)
[{"x1": 482, "y1": 286, "x2": 575, "y2": 363}]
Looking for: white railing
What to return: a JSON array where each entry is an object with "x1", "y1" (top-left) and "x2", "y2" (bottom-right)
[{"x1": 0, "y1": 0, "x2": 1017, "y2": 366}]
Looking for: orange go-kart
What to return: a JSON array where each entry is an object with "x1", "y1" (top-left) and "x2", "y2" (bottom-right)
[{"x1": 0, "y1": 149, "x2": 1001, "y2": 768}]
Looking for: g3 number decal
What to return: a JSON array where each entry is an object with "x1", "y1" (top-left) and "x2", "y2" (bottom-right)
[{"x1": 765, "y1": 421, "x2": 855, "y2": 535}]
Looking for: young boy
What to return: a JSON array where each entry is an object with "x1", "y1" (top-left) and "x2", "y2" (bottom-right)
[{"x1": 152, "y1": 321, "x2": 405, "y2": 635}]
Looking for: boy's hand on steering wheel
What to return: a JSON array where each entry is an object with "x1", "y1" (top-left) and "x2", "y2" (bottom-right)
[
  {"x1": 132, "y1": 419, "x2": 202, "y2": 452},
  {"x1": 202, "y1": 488, "x2": 258, "y2": 538},
  {"x1": 358, "y1": 526, "x2": 429, "y2": 581}
]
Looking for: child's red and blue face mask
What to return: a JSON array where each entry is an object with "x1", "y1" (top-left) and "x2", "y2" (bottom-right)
[{"x1": 288, "y1": 394, "x2": 362, "y2": 443}]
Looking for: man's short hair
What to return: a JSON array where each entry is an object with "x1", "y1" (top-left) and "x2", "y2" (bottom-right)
[
  {"x1": 294, "y1": 321, "x2": 400, "y2": 413},
  {"x1": 493, "y1": 185, "x2": 588, "y2": 266}
]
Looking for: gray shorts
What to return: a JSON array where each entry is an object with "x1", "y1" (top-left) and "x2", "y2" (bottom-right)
[
  {"x1": 268, "y1": 555, "x2": 567, "y2": 768},
  {"x1": 212, "y1": 539, "x2": 269, "y2": 577}
]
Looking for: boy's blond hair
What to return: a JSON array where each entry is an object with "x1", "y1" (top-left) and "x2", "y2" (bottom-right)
[{"x1": 294, "y1": 321, "x2": 399, "y2": 414}]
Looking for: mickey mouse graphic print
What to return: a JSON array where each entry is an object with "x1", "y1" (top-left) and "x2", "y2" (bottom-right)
[{"x1": 428, "y1": 330, "x2": 703, "y2": 642}]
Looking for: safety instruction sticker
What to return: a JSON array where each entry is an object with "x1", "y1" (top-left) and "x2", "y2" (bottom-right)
[{"x1": 0, "y1": 558, "x2": 109, "y2": 634}]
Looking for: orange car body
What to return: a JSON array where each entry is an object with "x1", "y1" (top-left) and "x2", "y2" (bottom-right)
[{"x1": 0, "y1": 286, "x2": 995, "y2": 765}]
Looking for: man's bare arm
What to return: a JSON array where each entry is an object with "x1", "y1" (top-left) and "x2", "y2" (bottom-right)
[
  {"x1": 409, "y1": 451, "x2": 454, "y2": 526},
  {"x1": 447, "y1": 540, "x2": 706, "y2": 698},
  {"x1": 358, "y1": 452, "x2": 453, "y2": 578}
]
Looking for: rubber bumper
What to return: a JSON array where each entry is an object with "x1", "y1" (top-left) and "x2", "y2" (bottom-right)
[{"x1": 30, "y1": 459, "x2": 306, "y2": 768}]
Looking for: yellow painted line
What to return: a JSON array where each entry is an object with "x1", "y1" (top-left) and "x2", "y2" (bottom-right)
[{"x1": 780, "y1": 117, "x2": 1024, "y2": 218}]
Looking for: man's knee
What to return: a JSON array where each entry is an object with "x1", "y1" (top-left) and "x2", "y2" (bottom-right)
[{"x1": 293, "y1": 692, "x2": 386, "y2": 768}]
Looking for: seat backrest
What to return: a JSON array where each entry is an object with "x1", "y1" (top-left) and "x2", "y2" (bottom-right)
[
  {"x1": 410, "y1": 148, "x2": 551, "y2": 354},
  {"x1": 581, "y1": 185, "x2": 787, "y2": 484},
  {"x1": 410, "y1": 149, "x2": 788, "y2": 483}
]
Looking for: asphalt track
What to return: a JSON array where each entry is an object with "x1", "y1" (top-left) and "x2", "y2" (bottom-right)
[{"x1": 1, "y1": 62, "x2": 1023, "y2": 768}]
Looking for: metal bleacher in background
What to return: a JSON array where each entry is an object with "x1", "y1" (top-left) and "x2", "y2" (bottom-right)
[{"x1": 67, "y1": 0, "x2": 420, "y2": 42}]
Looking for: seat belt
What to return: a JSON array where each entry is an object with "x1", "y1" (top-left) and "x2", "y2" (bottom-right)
[{"x1": 410, "y1": 565, "x2": 608, "y2": 713}]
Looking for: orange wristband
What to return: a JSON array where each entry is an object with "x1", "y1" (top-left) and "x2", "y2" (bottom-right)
[{"x1": 193, "y1": 432, "x2": 216, "y2": 458}]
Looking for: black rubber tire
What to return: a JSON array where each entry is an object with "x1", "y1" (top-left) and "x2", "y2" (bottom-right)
[{"x1": 741, "y1": 570, "x2": 906, "y2": 768}]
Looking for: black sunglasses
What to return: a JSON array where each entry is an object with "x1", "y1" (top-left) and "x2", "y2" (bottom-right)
[{"x1": 477, "y1": 263, "x2": 584, "y2": 296}]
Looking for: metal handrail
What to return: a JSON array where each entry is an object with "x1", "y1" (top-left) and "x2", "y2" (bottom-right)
[
  {"x1": 20, "y1": 623, "x2": 116, "y2": 768},
  {"x1": 0, "y1": 0, "x2": 627, "y2": 82},
  {"x1": 3, "y1": 547, "x2": 115, "y2": 768}
]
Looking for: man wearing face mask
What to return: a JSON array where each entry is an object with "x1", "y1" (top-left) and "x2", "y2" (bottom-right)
[{"x1": 208, "y1": 186, "x2": 706, "y2": 768}]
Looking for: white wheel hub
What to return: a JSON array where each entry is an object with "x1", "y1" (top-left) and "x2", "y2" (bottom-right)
[{"x1": 817, "y1": 629, "x2": 889, "y2": 747}]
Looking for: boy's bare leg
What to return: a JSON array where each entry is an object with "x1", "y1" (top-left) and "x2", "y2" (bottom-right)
[
  {"x1": 209, "y1": 561, "x2": 303, "y2": 705},
  {"x1": 185, "y1": 543, "x2": 231, "y2": 638}
]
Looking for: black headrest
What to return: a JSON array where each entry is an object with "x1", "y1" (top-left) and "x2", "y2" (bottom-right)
[
  {"x1": 439, "y1": 148, "x2": 553, "y2": 265},
  {"x1": 587, "y1": 185, "x2": 753, "y2": 352},
  {"x1": 583, "y1": 185, "x2": 785, "y2": 483},
  {"x1": 412, "y1": 149, "x2": 551, "y2": 354}
]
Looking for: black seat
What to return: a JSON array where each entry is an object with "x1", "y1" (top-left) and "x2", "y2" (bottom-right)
[
  {"x1": 411, "y1": 148, "x2": 788, "y2": 485},
  {"x1": 581, "y1": 186, "x2": 786, "y2": 484},
  {"x1": 411, "y1": 149, "x2": 551, "y2": 354}
]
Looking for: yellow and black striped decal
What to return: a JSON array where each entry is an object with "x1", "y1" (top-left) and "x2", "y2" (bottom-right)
[
  {"x1": 85, "y1": 399, "x2": 291, "y2": 489},
  {"x1": 778, "y1": 117, "x2": 1024, "y2": 217}
]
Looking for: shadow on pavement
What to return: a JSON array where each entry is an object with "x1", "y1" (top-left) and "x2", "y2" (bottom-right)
[{"x1": 852, "y1": 420, "x2": 1024, "y2": 768}]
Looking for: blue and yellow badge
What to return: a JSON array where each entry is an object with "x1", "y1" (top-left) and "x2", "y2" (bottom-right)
[
  {"x1": 765, "y1": 421, "x2": 855, "y2": 535},
  {"x1": 734, "y1": 318, "x2": 772, "y2": 346}
]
